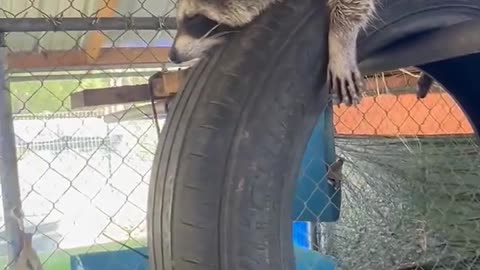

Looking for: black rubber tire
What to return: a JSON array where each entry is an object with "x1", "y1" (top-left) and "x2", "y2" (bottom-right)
[
  {"x1": 148, "y1": 1, "x2": 329, "y2": 269},
  {"x1": 420, "y1": 54, "x2": 480, "y2": 135},
  {"x1": 147, "y1": 0, "x2": 480, "y2": 270},
  {"x1": 358, "y1": 0, "x2": 480, "y2": 61}
]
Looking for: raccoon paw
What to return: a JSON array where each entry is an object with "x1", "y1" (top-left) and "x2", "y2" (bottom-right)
[{"x1": 326, "y1": 61, "x2": 365, "y2": 107}]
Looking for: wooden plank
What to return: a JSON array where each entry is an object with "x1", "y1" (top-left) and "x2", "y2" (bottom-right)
[
  {"x1": 70, "y1": 83, "x2": 166, "y2": 109},
  {"x1": 364, "y1": 72, "x2": 443, "y2": 96},
  {"x1": 8, "y1": 47, "x2": 170, "y2": 72},
  {"x1": 70, "y1": 70, "x2": 181, "y2": 109},
  {"x1": 71, "y1": 84, "x2": 152, "y2": 109},
  {"x1": 70, "y1": 67, "x2": 472, "y2": 135},
  {"x1": 163, "y1": 69, "x2": 189, "y2": 94},
  {"x1": 72, "y1": 69, "x2": 427, "y2": 109}
]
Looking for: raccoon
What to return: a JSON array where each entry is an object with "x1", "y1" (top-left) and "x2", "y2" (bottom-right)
[{"x1": 168, "y1": 0, "x2": 376, "y2": 106}]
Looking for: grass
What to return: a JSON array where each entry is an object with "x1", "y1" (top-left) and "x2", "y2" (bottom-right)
[{"x1": 1, "y1": 239, "x2": 147, "y2": 270}]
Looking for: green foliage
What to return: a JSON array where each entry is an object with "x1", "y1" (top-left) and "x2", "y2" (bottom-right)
[
  {"x1": 8, "y1": 76, "x2": 133, "y2": 114},
  {"x1": 10, "y1": 80, "x2": 79, "y2": 114},
  {"x1": 10, "y1": 79, "x2": 99, "y2": 114},
  {"x1": 0, "y1": 239, "x2": 147, "y2": 270},
  {"x1": 330, "y1": 136, "x2": 480, "y2": 270},
  {"x1": 9, "y1": 74, "x2": 149, "y2": 114}
]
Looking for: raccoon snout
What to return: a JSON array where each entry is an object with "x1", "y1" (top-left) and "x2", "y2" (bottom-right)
[{"x1": 168, "y1": 47, "x2": 181, "y2": 64}]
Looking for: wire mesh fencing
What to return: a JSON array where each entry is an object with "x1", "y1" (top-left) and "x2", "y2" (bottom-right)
[
  {"x1": 11, "y1": 113, "x2": 163, "y2": 270},
  {"x1": 1, "y1": 1, "x2": 479, "y2": 270},
  {"x1": 294, "y1": 69, "x2": 480, "y2": 270},
  {"x1": 0, "y1": 0, "x2": 178, "y2": 269}
]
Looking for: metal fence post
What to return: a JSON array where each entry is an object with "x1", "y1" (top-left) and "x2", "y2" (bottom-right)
[{"x1": 0, "y1": 32, "x2": 23, "y2": 268}]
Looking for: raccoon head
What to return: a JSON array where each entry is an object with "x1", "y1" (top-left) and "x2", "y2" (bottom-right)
[
  {"x1": 169, "y1": 0, "x2": 273, "y2": 64},
  {"x1": 169, "y1": 13, "x2": 238, "y2": 64}
]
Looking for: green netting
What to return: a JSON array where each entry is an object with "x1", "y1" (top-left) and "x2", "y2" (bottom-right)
[{"x1": 325, "y1": 136, "x2": 480, "y2": 270}]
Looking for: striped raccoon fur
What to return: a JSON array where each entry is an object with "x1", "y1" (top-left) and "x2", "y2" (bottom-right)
[{"x1": 169, "y1": 0, "x2": 376, "y2": 106}]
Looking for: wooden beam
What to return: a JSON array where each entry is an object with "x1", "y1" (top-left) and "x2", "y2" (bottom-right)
[
  {"x1": 71, "y1": 84, "x2": 154, "y2": 109},
  {"x1": 70, "y1": 69, "x2": 189, "y2": 109},
  {"x1": 162, "y1": 70, "x2": 189, "y2": 95},
  {"x1": 84, "y1": 0, "x2": 120, "y2": 62},
  {"x1": 364, "y1": 72, "x2": 443, "y2": 96},
  {"x1": 72, "y1": 69, "x2": 426, "y2": 110},
  {"x1": 70, "y1": 77, "x2": 165, "y2": 109},
  {"x1": 8, "y1": 47, "x2": 170, "y2": 72}
]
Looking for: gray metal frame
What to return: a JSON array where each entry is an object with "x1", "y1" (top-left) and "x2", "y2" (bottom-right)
[{"x1": 0, "y1": 32, "x2": 23, "y2": 268}]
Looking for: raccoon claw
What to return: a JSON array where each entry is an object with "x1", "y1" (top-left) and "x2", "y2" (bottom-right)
[{"x1": 327, "y1": 65, "x2": 364, "y2": 107}]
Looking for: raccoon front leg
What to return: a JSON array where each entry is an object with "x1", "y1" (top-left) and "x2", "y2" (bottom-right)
[{"x1": 327, "y1": 0, "x2": 375, "y2": 106}]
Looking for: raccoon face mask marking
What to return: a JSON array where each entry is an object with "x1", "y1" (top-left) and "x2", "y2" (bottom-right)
[{"x1": 169, "y1": 14, "x2": 238, "y2": 63}]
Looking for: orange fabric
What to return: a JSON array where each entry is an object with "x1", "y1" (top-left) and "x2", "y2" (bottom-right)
[{"x1": 333, "y1": 93, "x2": 474, "y2": 136}]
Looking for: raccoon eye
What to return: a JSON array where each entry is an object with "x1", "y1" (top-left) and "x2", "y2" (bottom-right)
[{"x1": 183, "y1": 14, "x2": 221, "y2": 38}]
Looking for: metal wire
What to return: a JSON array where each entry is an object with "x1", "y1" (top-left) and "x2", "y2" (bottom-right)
[
  {"x1": 0, "y1": 0, "x2": 479, "y2": 269},
  {"x1": 0, "y1": 0, "x2": 175, "y2": 267},
  {"x1": 294, "y1": 70, "x2": 480, "y2": 270}
]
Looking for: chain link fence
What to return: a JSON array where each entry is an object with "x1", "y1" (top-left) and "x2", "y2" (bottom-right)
[
  {"x1": 1, "y1": 1, "x2": 479, "y2": 270},
  {"x1": 294, "y1": 70, "x2": 480, "y2": 270},
  {"x1": 0, "y1": 0, "x2": 179, "y2": 269}
]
